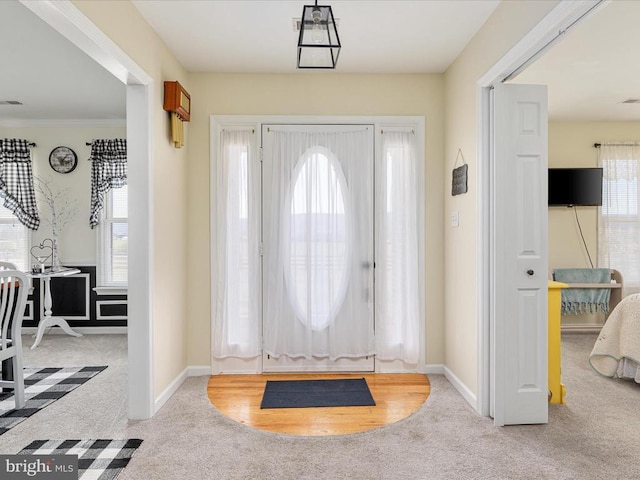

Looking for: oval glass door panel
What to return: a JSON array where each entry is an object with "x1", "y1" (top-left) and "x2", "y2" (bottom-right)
[{"x1": 285, "y1": 146, "x2": 351, "y2": 330}]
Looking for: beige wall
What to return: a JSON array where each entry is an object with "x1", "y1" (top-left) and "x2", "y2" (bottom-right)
[
  {"x1": 186, "y1": 73, "x2": 446, "y2": 366},
  {"x1": 549, "y1": 121, "x2": 640, "y2": 326},
  {"x1": 71, "y1": 0, "x2": 190, "y2": 398},
  {"x1": 443, "y1": 1, "x2": 560, "y2": 394},
  {"x1": 0, "y1": 125, "x2": 125, "y2": 265}
]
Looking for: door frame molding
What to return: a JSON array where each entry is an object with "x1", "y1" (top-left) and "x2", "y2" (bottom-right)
[
  {"x1": 476, "y1": 0, "x2": 607, "y2": 418},
  {"x1": 210, "y1": 115, "x2": 425, "y2": 374},
  {"x1": 20, "y1": 0, "x2": 155, "y2": 418}
]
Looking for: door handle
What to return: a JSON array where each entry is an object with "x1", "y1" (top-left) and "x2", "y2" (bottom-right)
[{"x1": 526, "y1": 269, "x2": 534, "y2": 276}]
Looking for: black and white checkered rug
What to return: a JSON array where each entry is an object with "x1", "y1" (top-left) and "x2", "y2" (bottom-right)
[
  {"x1": 19, "y1": 439, "x2": 143, "y2": 480},
  {"x1": 0, "y1": 366, "x2": 107, "y2": 436}
]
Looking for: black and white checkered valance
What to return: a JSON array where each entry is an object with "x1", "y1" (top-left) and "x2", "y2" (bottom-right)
[
  {"x1": 0, "y1": 139, "x2": 40, "y2": 230},
  {"x1": 89, "y1": 139, "x2": 127, "y2": 228}
]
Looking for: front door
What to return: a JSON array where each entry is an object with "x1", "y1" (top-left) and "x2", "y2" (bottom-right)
[{"x1": 261, "y1": 124, "x2": 375, "y2": 372}]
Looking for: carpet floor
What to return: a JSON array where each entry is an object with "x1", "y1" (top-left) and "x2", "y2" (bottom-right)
[{"x1": 1, "y1": 333, "x2": 639, "y2": 479}]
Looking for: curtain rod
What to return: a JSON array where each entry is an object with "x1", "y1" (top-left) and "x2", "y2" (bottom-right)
[
  {"x1": 86, "y1": 142, "x2": 92, "y2": 146},
  {"x1": 594, "y1": 143, "x2": 640, "y2": 148}
]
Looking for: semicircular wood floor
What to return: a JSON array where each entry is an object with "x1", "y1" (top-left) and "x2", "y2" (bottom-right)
[{"x1": 207, "y1": 373, "x2": 430, "y2": 436}]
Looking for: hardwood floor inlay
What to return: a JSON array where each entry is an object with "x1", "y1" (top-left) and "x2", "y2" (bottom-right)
[{"x1": 207, "y1": 373, "x2": 430, "y2": 436}]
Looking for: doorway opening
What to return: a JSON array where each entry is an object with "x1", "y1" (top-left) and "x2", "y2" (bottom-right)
[
  {"x1": 476, "y1": 1, "x2": 607, "y2": 424},
  {"x1": 22, "y1": 0, "x2": 154, "y2": 419}
]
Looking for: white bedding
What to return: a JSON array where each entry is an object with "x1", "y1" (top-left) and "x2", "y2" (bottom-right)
[{"x1": 589, "y1": 293, "x2": 640, "y2": 383}]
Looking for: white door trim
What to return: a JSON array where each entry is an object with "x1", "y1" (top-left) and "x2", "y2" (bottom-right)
[
  {"x1": 21, "y1": 0, "x2": 155, "y2": 419},
  {"x1": 210, "y1": 115, "x2": 426, "y2": 374},
  {"x1": 476, "y1": 0, "x2": 606, "y2": 417}
]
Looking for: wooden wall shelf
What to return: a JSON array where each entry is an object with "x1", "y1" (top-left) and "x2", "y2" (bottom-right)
[{"x1": 564, "y1": 283, "x2": 621, "y2": 289}]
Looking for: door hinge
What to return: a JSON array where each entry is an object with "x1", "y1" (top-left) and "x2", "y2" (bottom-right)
[
  {"x1": 259, "y1": 243, "x2": 264, "y2": 256},
  {"x1": 259, "y1": 147, "x2": 263, "y2": 163}
]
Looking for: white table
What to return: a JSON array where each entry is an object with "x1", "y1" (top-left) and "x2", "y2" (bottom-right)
[{"x1": 27, "y1": 267, "x2": 83, "y2": 349}]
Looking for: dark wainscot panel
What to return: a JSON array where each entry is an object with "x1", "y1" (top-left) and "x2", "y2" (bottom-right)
[{"x1": 24, "y1": 266, "x2": 127, "y2": 328}]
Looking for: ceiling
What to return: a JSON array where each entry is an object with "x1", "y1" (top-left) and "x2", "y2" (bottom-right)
[
  {"x1": 0, "y1": 0, "x2": 125, "y2": 121},
  {"x1": 511, "y1": 0, "x2": 640, "y2": 122},
  {"x1": 131, "y1": 0, "x2": 500, "y2": 74},
  {"x1": 1, "y1": 0, "x2": 639, "y2": 123}
]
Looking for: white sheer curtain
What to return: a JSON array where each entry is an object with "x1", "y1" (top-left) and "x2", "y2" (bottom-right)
[
  {"x1": 598, "y1": 142, "x2": 640, "y2": 294},
  {"x1": 263, "y1": 127, "x2": 374, "y2": 360},
  {"x1": 213, "y1": 130, "x2": 261, "y2": 358},
  {"x1": 376, "y1": 131, "x2": 421, "y2": 364}
]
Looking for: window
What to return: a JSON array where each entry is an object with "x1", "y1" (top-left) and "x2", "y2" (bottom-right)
[
  {"x1": 285, "y1": 146, "x2": 350, "y2": 331},
  {"x1": 97, "y1": 185, "x2": 128, "y2": 286},
  {"x1": 376, "y1": 130, "x2": 421, "y2": 363},
  {"x1": 598, "y1": 144, "x2": 640, "y2": 293},
  {"x1": 213, "y1": 129, "x2": 261, "y2": 358},
  {"x1": 0, "y1": 203, "x2": 30, "y2": 271}
]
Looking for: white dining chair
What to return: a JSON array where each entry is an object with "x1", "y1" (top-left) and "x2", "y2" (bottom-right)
[{"x1": 0, "y1": 269, "x2": 29, "y2": 409}]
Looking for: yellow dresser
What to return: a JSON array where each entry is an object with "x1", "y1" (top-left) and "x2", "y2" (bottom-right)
[{"x1": 548, "y1": 280, "x2": 568, "y2": 404}]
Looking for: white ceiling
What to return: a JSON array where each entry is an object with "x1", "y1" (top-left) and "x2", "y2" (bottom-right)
[
  {"x1": 2, "y1": 0, "x2": 639, "y2": 123},
  {"x1": 511, "y1": 0, "x2": 640, "y2": 122},
  {"x1": 0, "y1": 0, "x2": 126, "y2": 121},
  {"x1": 131, "y1": 0, "x2": 500, "y2": 74}
]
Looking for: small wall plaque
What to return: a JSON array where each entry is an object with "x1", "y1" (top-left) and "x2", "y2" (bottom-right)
[{"x1": 451, "y1": 149, "x2": 468, "y2": 196}]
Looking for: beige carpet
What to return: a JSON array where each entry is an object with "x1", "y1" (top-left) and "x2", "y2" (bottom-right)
[{"x1": 0, "y1": 333, "x2": 639, "y2": 479}]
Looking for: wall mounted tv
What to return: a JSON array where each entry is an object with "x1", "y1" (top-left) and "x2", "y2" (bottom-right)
[{"x1": 548, "y1": 168, "x2": 603, "y2": 206}]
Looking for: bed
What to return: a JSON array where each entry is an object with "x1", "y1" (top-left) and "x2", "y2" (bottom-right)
[{"x1": 589, "y1": 293, "x2": 640, "y2": 383}]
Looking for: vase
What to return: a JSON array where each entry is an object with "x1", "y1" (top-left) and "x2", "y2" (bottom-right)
[{"x1": 51, "y1": 236, "x2": 62, "y2": 271}]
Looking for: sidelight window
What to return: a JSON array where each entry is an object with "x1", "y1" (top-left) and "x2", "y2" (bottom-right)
[{"x1": 285, "y1": 147, "x2": 351, "y2": 331}]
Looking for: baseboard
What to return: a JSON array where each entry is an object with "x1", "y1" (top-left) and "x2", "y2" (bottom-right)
[
  {"x1": 155, "y1": 367, "x2": 189, "y2": 413},
  {"x1": 21, "y1": 327, "x2": 127, "y2": 335},
  {"x1": 423, "y1": 364, "x2": 444, "y2": 375},
  {"x1": 561, "y1": 324, "x2": 602, "y2": 333},
  {"x1": 154, "y1": 365, "x2": 213, "y2": 413},
  {"x1": 443, "y1": 365, "x2": 477, "y2": 411}
]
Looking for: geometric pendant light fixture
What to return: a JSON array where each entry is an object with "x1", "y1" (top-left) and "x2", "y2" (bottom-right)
[{"x1": 297, "y1": 1, "x2": 341, "y2": 69}]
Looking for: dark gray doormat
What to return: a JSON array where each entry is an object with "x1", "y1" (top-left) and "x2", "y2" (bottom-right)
[{"x1": 260, "y1": 378, "x2": 376, "y2": 409}]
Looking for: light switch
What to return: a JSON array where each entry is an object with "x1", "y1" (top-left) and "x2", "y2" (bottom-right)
[{"x1": 451, "y1": 211, "x2": 459, "y2": 227}]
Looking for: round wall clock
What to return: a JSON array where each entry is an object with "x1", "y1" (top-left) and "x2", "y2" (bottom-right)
[{"x1": 49, "y1": 146, "x2": 78, "y2": 174}]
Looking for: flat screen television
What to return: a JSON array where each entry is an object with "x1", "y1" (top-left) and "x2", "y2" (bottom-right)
[{"x1": 548, "y1": 168, "x2": 603, "y2": 206}]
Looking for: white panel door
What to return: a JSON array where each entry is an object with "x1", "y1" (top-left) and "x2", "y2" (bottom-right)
[
  {"x1": 492, "y1": 83, "x2": 548, "y2": 425},
  {"x1": 261, "y1": 124, "x2": 375, "y2": 372}
]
